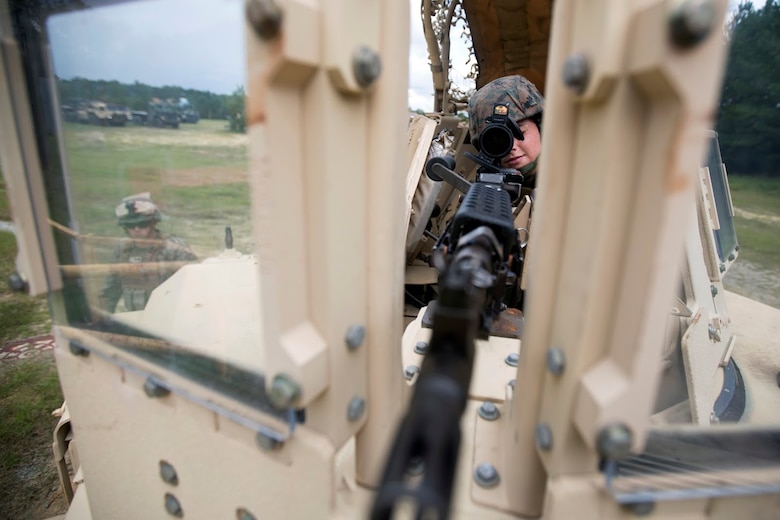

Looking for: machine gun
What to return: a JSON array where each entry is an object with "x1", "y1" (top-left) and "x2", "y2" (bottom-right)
[{"x1": 371, "y1": 108, "x2": 526, "y2": 518}]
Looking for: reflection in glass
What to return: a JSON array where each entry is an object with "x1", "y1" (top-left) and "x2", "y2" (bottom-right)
[
  {"x1": 706, "y1": 132, "x2": 738, "y2": 262},
  {"x1": 46, "y1": 0, "x2": 266, "y2": 398}
]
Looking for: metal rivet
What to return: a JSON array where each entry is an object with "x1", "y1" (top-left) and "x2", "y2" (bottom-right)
[
  {"x1": 473, "y1": 463, "x2": 500, "y2": 488},
  {"x1": 353, "y1": 46, "x2": 382, "y2": 88},
  {"x1": 478, "y1": 402, "x2": 500, "y2": 421},
  {"x1": 404, "y1": 365, "x2": 420, "y2": 380},
  {"x1": 144, "y1": 377, "x2": 170, "y2": 398},
  {"x1": 7, "y1": 271, "x2": 26, "y2": 292},
  {"x1": 728, "y1": 252, "x2": 736, "y2": 261},
  {"x1": 414, "y1": 341, "x2": 429, "y2": 355},
  {"x1": 159, "y1": 460, "x2": 178, "y2": 485},
  {"x1": 624, "y1": 501, "x2": 656, "y2": 516},
  {"x1": 69, "y1": 340, "x2": 89, "y2": 357},
  {"x1": 597, "y1": 423, "x2": 633, "y2": 459},
  {"x1": 669, "y1": 0, "x2": 716, "y2": 48},
  {"x1": 708, "y1": 324, "x2": 721, "y2": 342},
  {"x1": 256, "y1": 431, "x2": 283, "y2": 451},
  {"x1": 546, "y1": 347, "x2": 566, "y2": 375},
  {"x1": 164, "y1": 493, "x2": 183, "y2": 517},
  {"x1": 245, "y1": 0, "x2": 282, "y2": 41},
  {"x1": 347, "y1": 396, "x2": 366, "y2": 422},
  {"x1": 268, "y1": 374, "x2": 300, "y2": 409},
  {"x1": 478, "y1": 401, "x2": 500, "y2": 421},
  {"x1": 710, "y1": 285, "x2": 718, "y2": 297},
  {"x1": 535, "y1": 423, "x2": 553, "y2": 451},
  {"x1": 562, "y1": 53, "x2": 589, "y2": 94},
  {"x1": 505, "y1": 352, "x2": 519, "y2": 367},
  {"x1": 236, "y1": 507, "x2": 257, "y2": 520},
  {"x1": 719, "y1": 262, "x2": 726, "y2": 273},
  {"x1": 345, "y1": 325, "x2": 365, "y2": 350}
]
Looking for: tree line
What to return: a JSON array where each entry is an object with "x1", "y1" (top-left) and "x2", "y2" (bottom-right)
[
  {"x1": 716, "y1": 0, "x2": 780, "y2": 176},
  {"x1": 56, "y1": 77, "x2": 244, "y2": 122}
]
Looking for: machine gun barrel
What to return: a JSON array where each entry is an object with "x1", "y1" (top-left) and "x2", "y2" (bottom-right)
[{"x1": 372, "y1": 236, "x2": 499, "y2": 519}]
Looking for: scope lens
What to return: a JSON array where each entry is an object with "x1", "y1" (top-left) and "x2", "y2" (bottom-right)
[{"x1": 480, "y1": 125, "x2": 514, "y2": 159}]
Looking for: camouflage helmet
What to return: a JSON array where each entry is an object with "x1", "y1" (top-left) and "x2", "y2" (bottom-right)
[
  {"x1": 468, "y1": 75, "x2": 544, "y2": 140},
  {"x1": 115, "y1": 193, "x2": 161, "y2": 226}
]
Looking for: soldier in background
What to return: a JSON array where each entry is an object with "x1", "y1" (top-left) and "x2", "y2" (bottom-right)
[
  {"x1": 468, "y1": 74, "x2": 545, "y2": 190},
  {"x1": 99, "y1": 193, "x2": 197, "y2": 312}
]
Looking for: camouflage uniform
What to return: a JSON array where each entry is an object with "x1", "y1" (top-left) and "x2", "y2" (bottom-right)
[
  {"x1": 468, "y1": 75, "x2": 545, "y2": 183},
  {"x1": 99, "y1": 194, "x2": 197, "y2": 312}
]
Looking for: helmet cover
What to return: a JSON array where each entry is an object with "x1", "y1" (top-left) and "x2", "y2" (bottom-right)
[
  {"x1": 115, "y1": 193, "x2": 161, "y2": 226},
  {"x1": 468, "y1": 75, "x2": 544, "y2": 139}
]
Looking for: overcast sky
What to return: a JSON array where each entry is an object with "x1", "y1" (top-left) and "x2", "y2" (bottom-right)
[{"x1": 47, "y1": 0, "x2": 765, "y2": 112}]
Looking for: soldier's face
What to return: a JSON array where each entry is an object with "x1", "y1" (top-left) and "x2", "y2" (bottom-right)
[
  {"x1": 124, "y1": 221, "x2": 155, "y2": 239},
  {"x1": 501, "y1": 119, "x2": 541, "y2": 174}
]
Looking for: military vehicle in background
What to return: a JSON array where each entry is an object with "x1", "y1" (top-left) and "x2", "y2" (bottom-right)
[
  {"x1": 61, "y1": 100, "x2": 129, "y2": 126},
  {"x1": 106, "y1": 104, "x2": 132, "y2": 125},
  {"x1": 177, "y1": 97, "x2": 199, "y2": 123},
  {"x1": 130, "y1": 110, "x2": 147, "y2": 125},
  {"x1": 147, "y1": 97, "x2": 181, "y2": 128}
]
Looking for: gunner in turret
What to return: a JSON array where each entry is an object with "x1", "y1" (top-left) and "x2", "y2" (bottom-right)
[{"x1": 468, "y1": 74, "x2": 545, "y2": 190}]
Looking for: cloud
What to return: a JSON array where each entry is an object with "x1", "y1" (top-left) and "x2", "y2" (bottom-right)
[{"x1": 48, "y1": 0, "x2": 245, "y2": 95}]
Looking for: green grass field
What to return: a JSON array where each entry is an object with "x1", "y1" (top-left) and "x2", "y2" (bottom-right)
[
  {"x1": 0, "y1": 221, "x2": 51, "y2": 345},
  {"x1": 721, "y1": 175, "x2": 780, "y2": 308},
  {"x1": 59, "y1": 119, "x2": 251, "y2": 260}
]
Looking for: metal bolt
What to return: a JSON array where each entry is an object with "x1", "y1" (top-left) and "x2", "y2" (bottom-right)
[
  {"x1": 347, "y1": 396, "x2": 366, "y2": 422},
  {"x1": 710, "y1": 285, "x2": 718, "y2": 297},
  {"x1": 669, "y1": 0, "x2": 716, "y2": 48},
  {"x1": 597, "y1": 423, "x2": 633, "y2": 459},
  {"x1": 404, "y1": 365, "x2": 420, "y2": 380},
  {"x1": 245, "y1": 0, "x2": 282, "y2": 41},
  {"x1": 159, "y1": 460, "x2": 178, "y2": 485},
  {"x1": 505, "y1": 352, "x2": 519, "y2": 367},
  {"x1": 546, "y1": 347, "x2": 566, "y2": 375},
  {"x1": 69, "y1": 340, "x2": 89, "y2": 357},
  {"x1": 478, "y1": 401, "x2": 500, "y2": 421},
  {"x1": 719, "y1": 262, "x2": 726, "y2": 273},
  {"x1": 268, "y1": 374, "x2": 300, "y2": 409},
  {"x1": 708, "y1": 324, "x2": 721, "y2": 342},
  {"x1": 562, "y1": 53, "x2": 589, "y2": 94},
  {"x1": 236, "y1": 507, "x2": 257, "y2": 520},
  {"x1": 728, "y1": 252, "x2": 736, "y2": 261},
  {"x1": 414, "y1": 341, "x2": 429, "y2": 355},
  {"x1": 624, "y1": 501, "x2": 656, "y2": 516},
  {"x1": 7, "y1": 271, "x2": 26, "y2": 292},
  {"x1": 473, "y1": 463, "x2": 500, "y2": 488},
  {"x1": 144, "y1": 377, "x2": 171, "y2": 398},
  {"x1": 353, "y1": 46, "x2": 382, "y2": 88},
  {"x1": 256, "y1": 430, "x2": 283, "y2": 451},
  {"x1": 236, "y1": 508, "x2": 258, "y2": 520},
  {"x1": 535, "y1": 423, "x2": 553, "y2": 451},
  {"x1": 345, "y1": 325, "x2": 365, "y2": 350},
  {"x1": 164, "y1": 493, "x2": 183, "y2": 517}
]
